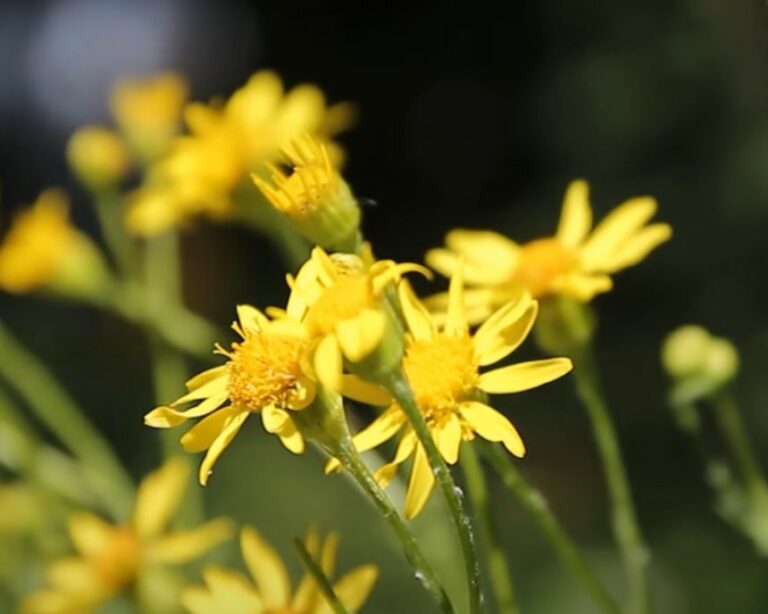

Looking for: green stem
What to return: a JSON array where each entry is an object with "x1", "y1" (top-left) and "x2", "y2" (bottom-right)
[
  {"x1": 294, "y1": 538, "x2": 349, "y2": 614},
  {"x1": 710, "y1": 390, "x2": 768, "y2": 510},
  {"x1": 0, "y1": 321, "x2": 134, "y2": 519},
  {"x1": 335, "y1": 437, "x2": 454, "y2": 614},
  {"x1": 384, "y1": 371, "x2": 482, "y2": 614},
  {"x1": 571, "y1": 343, "x2": 650, "y2": 614},
  {"x1": 92, "y1": 189, "x2": 137, "y2": 277},
  {"x1": 483, "y1": 444, "x2": 621, "y2": 614},
  {"x1": 460, "y1": 443, "x2": 518, "y2": 614}
]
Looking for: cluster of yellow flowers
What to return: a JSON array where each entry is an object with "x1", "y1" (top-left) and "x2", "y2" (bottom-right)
[{"x1": 0, "y1": 67, "x2": 684, "y2": 614}]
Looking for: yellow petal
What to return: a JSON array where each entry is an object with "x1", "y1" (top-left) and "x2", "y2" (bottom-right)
[
  {"x1": 241, "y1": 526, "x2": 291, "y2": 609},
  {"x1": 175, "y1": 375, "x2": 230, "y2": 405},
  {"x1": 182, "y1": 565, "x2": 263, "y2": 614},
  {"x1": 335, "y1": 308, "x2": 386, "y2": 362},
  {"x1": 444, "y1": 229, "x2": 520, "y2": 268},
  {"x1": 317, "y1": 565, "x2": 379, "y2": 614},
  {"x1": 555, "y1": 273, "x2": 613, "y2": 301},
  {"x1": 340, "y1": 375, "x2": 393, "y2": 406},
  {"x1": 598, "y1": 223, "x2": 672, "y2": 273},
  {"x1": 181, "y1": 406, "x2": 237, "y2": 452},
  {"x1": 556, "y1": 180, "x2": 592, "y2": 248},
  {"x1": 398, "y1": 280, "x2": 435, "y2": 342},
  {"x1": 46, "y1": 556, "x2": 103, "y2": 593},
  {"x1": 478, "y1": 358, "x2": 573, "y2": 394},
  {"x1": 314, "y1": 334, "x2": 343, "y2": 391},
  {"x1": 146, "y1": 518, "x2": 233, "y2": 563},
  {"x1": 287, "y1": 376, "x2": 316, "y2": 410},
  {"x1": 184, "y1": 365, "x2": 228, "y2": 392},
  {"x1": 277, "y1": 418, "x2": 306, "y2": 454},
  {"x1": 473, "y1": 294, "x2": 537, "y2": 366},
  {"x1": 434, "y1": 414, "x2": 462, "y2": 464},
  {"x1": 460, "y1": 401, "x2": 525, "y2": 456},
  {"x1": 425, "y1": 248, "x2": 513, "y2": 286},
  {"x1": 351, "y1": 406, "x2": 405, "y2": 453},
  {"x1": 444, "y1": 268, "x2": 467, "y2": 337},
  {"x1": 236, "y1": 304, "x2": 268, "y2": 335},
  {"x1": 261, "y1": 405, "x2": 290, "y2": 433},
  {"x1": 371, "y1": 262, "x2": 432, "y2": 296},
  {"x1": 579, "y1": 196, "x2": 658, "y2": 270},
  {"x1": 404, "y1": 444, "x2": 436, "y2": 519},
  {"x1": 373, "y1": 430, "x2": 417, "y2": 488},
  {"x1": 68, "y1": 513, "x2": 113, "y2": 557},
  {"x1": 133, "y1": 457, "x2": 190, "y2": 539},
  {"x1": 199, "y1": 411, "x2": 249, "y2": 485}
]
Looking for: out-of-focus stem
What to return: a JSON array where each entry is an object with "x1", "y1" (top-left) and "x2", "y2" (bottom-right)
[{"x1": 294, "y1": 538, "x2": 349, "y2": 614}]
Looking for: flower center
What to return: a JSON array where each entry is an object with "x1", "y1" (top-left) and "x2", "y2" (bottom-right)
[
  {"x1": 227, "y1": 333, "x2": 309, "y2": 410},
  {"x1": 304, "y1": 276, "x2": 373, "y2": 336},
  {"x1": 515, "y1": 238, "x2": 577, "y2": 297},
  {"x1": 90, "y1": 527, "x2": 140, "y2": 590},
  {"x1": 404, "y1": 333, "x2": 478, "y2": 421}
]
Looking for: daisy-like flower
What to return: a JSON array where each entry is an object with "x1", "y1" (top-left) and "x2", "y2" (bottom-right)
[
  {"x1": 285, "y1": 246, "x2": 428, "y2": 392},
  {"x1": 21, "y1": 458, "x2": 232, "y2": 614},
  {"x1": 252, "y1": 135, "x2": 360, "y2": 250},
  {"x1": 182, "y1": 526, "x2": 378, "y2": 614},
  {"x1": 0, "y1": 190, "x2": 109, "y2": 298},
  {"x1": 337, "y1": 271, "x2": 573, "y2": 518},
  {"x1": 144, "y1": 305, "x2": 316, "y2": 485},
  {"x1": 426, "y1": 180, "x2": 672, "y2": 322},
  {"x1": 126, "y1": 71, "x2": 355, "y2": 235}
]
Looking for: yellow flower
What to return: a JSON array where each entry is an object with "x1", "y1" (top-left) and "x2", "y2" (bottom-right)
[
  {"x1": 66, "y1": 126, "x2": 131, "y2": 190},
  {"x1": 252, "y1": 135, "x2": 360, "y2": 250},
  {"x1": 126, "y1": 70, "x2": 355, "y2": 235},
  {"x1": 337, "y1": 271, "x2": 573, "y2": 518},
  {"x1": 182, "y1": 526, "x2": 378, "y2": 614},
  {"x1": 110, "y1": 72, "x2": 188, "y2": 161},
  {"x1": 426, "y1": 180, "x2": 672, "y2": 322},
  {"x1": 144, "y1": 305, "x2": 316, "y2": 485},
  {"x1": 286, "y1": 246, "x2": 428, "y2": 392},
  {"x1": 21, "y1": 458, "x2": 232, "y2": 614},
  {"x1": 0, "y1": 190, "x2": 109, "y2": 297}
]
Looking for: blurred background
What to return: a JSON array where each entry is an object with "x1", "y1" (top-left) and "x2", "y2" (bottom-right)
[{"x1": 2, "y1": 0, "x2": 768, "y2": 612}]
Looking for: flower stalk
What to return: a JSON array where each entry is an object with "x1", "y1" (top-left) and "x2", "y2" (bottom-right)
[{"x1": 294, "y1": 537, "x2": 350, "y2": 614}]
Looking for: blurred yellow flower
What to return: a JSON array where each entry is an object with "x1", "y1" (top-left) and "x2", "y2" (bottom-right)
[
  {"x1": 0, "y1": 190, "x2": 109, "y2": 297},
  {"x1": 337, "y1": 271, "x2": 573, "y2": 518},
  {"x1": 253, "y1": 135, "x2": 360, "y2": 249},
  {"x1": 126, "y1": 70, "x2": 356, "y2": 235},
  {"x1": 145, "y1": 305, "x2": 316, "y2": 485},
  {"x1": 286, "y1": 246, "x2": 428, "y2": 392},
  {"x1": 182, "y1": 526, "x2": 378, "y2": 614},
  {"x1": 66, "y1": 127, "x2": 131, "y2": 190},
  {"x1": 110, "y1": 72, "x2": 188, "y2": 161},
  {"x1": 21, "y1": 458, "x2": 232, "y2": 614},
  {"x1": 426, "y1": 180, "x2": 672, "y2": 321}
]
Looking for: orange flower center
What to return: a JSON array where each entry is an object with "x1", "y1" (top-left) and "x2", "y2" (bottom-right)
[
  {"x1": 404, "y1": 333, "x2": 478, "y2": 421},
  {"x1": 90, "y1": 527, "x2": 140, "y2": 590},
  {"x1": 514, "y1": 238, "x2": 577, "y2": 297},
  {"x1": 227, "y1": 333, "x2": 309, "y2": 410},
  {"x1": 304, "y1": 276, "x2": 373, "y2": 336}
]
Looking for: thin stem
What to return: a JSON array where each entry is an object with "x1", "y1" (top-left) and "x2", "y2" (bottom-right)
[
  {"x1": 384, "y1": 371, "x2": 482, "y2": 614},
  {"x1": 460, "y1": 443, "x2": 518, "y2": 614},
  {"x1": 294, "y1": 538, "x2": 349, "y2": 614},
  {"x1": 92, "y1": 189, "x2": 137, "y2": 277},
  {"x1": 0, "y1": 321, "x2": 134, "y2": 519},
  {"x1": 335, "y1": 437, "x2": 454, "y2": 614},
  {"x1": 711, "y1": 390, "x2": 768, "y2": 509},
  {"x1": 483, "y1": 444, "x2": 621, "y2": 614},
  {"x1": 571, "y1": 343, "x2": 650, "y2": 614}
]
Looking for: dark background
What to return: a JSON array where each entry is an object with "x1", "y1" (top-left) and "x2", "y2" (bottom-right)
[{"x1": 2, "y1": 1, "x2": 768, "y2": 612}]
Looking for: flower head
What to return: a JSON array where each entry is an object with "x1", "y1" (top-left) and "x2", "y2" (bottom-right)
[
  {"x1": 337, "y1": 270, "x2": 573, "y2": 518},
  {"x1": 286, "y1": 246, "x2": 428, "y2": 391},
  {"x1": 426, "y1": 180, "x2": 672, "y2": 321},
  {"x1": 145, "y1": 305, "x2": 316, "y2": 485},
  {"x1": 182, "y1": 526, "x2": 377, "y2": 614},
  {"x1": 253, "y1": 135, "x2": 360, "y2": 250},
  {"x1": 21, "y1": 458, "x2": 232, "y2": 614},
  {"x1": 67, "y1": 126, "x2": 131, "y2": 190},
  {"x1": 0, "y1": 190, "x2": 109, "y2": 298}
]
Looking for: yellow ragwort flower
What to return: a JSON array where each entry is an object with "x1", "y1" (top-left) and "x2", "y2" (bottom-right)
[
  {"x1": 110, "y1": 72, "x2": 188, "y2": 161},
  {"x1": 21, "y1": 458, "x2": 232, "y2": 614},
  {"x1": 144, "y1": 305, "x2": 316, "y2": 485},
  {"x1": 0, "y1": 190, "x2": 108, "y2": 297},
  {"x1": 286, "y1": 246, "x2": 428, "y2": 392},
  {"x1": 126, "y1": 70, "x2": 355, "y2": 235},
  {"x1": 426, "y1": 180, "x2": 672, "y2": 322},
  {"x1": 337, "y1": 270, "x2": 573, "y2": 518},
  {"x1": 182, "y1": 526, "x2": 377, "y2": 614}
]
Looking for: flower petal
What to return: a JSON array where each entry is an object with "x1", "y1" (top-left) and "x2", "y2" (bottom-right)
[
  {"x1": 277, "y1": 418, "x2": 306, "y2": 454},
  {"x1": 373, "y1": 430, "x2": 417, "y2": 488},
  {"x1": 146, "y1": 518, "x2": 233, "y2": 563},
  {"x1": 133, "y1": 457, "x2": 190, "y2": 539},
  {"x1": 314, "y1": 334, "x2": 343, "y2": 391},
  {"x1": 598, "y1": 223, "x2": 672, "y2": 273},
  {"x1": 181, "y1": 406, "x2": 238, "y2": 453},
  {"x1": 555, "y1": 273, "x2": 613, "y2": 301},
  {"x1": 444, "y1": 229, "x2": 520, "y2": 268},
  {"x1": 460, "y1": 401, "x2": 525, "y2": 456},
  {"x1": 236, "y1": 304, "x2": 268, "y2": 334},
  {"x1": 261, "y1": 405, "x2": 290, "y2": 434},
  {"x1": 477, "y1": 358, "x2": 573, "y2": 394},
  {"x1": 434, "y1": 414, "x2": 462, "y2": 464},
  {"x1": 444, "y1": 268, "x2": 467, "y2": 337},
  {"x1": 335, "y1": 308, "x2": 386, "y2": 362},
  {"x1": 556, "y1": 180, "x2": 592, "y2": 248},
  {"x1": 340, "y1": 375, "x2": 393, "y2": 406},
  {"x1": 473, "y1": 294, "x2": 537, "y2": 366},
  {"x1": 404, "y1": 443, "x2": 435, "y2": 519},
  {"x1": 398, "y1": 281, "x2": 435, "y2": 342},
  {"x1": 68, "y1": 513, "x2": 113, "y2": 557},
  {"x1": 241, "y1": 526, "x2": 291, "y2": 609},
  {"x1": 183, "y1": 565, "x2": 262, "y2": 614},
  {"x1": 425, "y1": 248, "x2": 514, "y2": 286},
  {"x1": 317, "y1": 565, "x2": 379, "y2": 614},
  {"x1": 199, "y1": 411, "x2": 249, "y2": 485},
  {"x1": 184, "y1": 366, "x2": 228, "y2": 392}
]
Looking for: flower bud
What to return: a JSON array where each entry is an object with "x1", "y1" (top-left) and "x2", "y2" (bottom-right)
[{"x1": 67, "y1": 127, "x2": 131, "y2": 191}]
